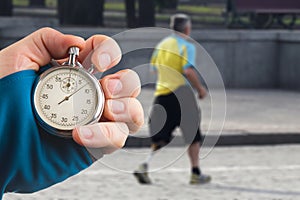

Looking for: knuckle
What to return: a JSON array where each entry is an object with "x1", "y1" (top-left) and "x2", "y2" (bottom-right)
[
  {"x1": 128, "y1": 98, "x2": 144, "y2": 127},
  {"x1": 103, "y1": 123, "x2": 128, "y2": 149},
  {"x1": 102, "y1": 124, "x2": 114, "y2": 142},
  {"x1": 120, "y1": 70, "x2": 141, "y2": 96},
  {"x1": 37, "y1": 27, "x2": 56, "y2": 35}
]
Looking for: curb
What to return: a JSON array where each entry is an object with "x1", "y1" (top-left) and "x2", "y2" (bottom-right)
[{"x1": 124, "y1": 133, "x2": 300, "y2": 147}]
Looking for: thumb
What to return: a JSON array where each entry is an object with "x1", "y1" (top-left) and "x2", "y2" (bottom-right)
[
  {"x1": 72, "y1": 122, "x2": 129, "y2": 155},
  {"x1": 0, "y1": 27, "x2": 85, "y2": 78}
]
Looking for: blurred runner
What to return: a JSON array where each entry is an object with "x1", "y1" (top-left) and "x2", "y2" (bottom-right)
[{"x1": 133, "y1": 14, "x2": 211, "y2": 185}]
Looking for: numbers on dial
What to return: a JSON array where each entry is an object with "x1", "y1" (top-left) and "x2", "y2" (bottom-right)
[
  {"x1": 61, "y1": 117, "x2": 68, "y2": 123},
  {"x1": 50, "y1": 113, "x2": 57, "y2": 119},
  {"x1": 44, "y1": 105, "x2": 51, "y2": 110},
  {"x1": 72, "y1": 116, "x2": 79, "y2": 122},
  {"x1": 55, "y1": 76, "x2": 62, "y2": 82},
  {"x1": 46, "y1": 84, "x2": 53, "y2": 89},
  {"x1": 60, "y1": 77, "x2": 77, "y2": 94},
  {"x1": 35, "y1": 68, "x2": 98, "y2": 130},
  {"x1": 42, "y1": 94, "x2": 48, "y2": 99}
]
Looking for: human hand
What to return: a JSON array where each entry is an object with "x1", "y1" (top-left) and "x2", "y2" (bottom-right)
[{"x1": 0, "y1": 27, "x2": 144, "y2": 154}]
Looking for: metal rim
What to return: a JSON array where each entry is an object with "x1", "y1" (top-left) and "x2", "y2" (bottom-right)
[{"x1": 33, "y1": 66, "x2": 104, "y2": 138}]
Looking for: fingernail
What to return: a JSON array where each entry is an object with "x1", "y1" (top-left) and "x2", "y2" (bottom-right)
[
  {"x1": 110, "y1": 100, "x2": 125, "y2": 114},
  {"x1": 107, "y1": 79, "x2": 122, "y2": 95},
  {"x1": 99, "y1": 53, "x2": 111, "y2": 70},
  {"x1": 79, "y1": 127, "x2": 93, "y2": 139}
]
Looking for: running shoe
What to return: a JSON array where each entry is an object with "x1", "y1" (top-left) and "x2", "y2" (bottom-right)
[
  {"x1": 189, "y1": 173, "x2": 211, "y2": 184},
  {"x1": 133, "y1": 163, "x2": 152, "y2": 184}
]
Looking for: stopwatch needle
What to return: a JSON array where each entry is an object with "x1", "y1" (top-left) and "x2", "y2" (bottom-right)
[
  {"x1": 58, "y1": 83, "x2": 88, "y2": 105},
  {"x1": 58, "y1": 96, "x2": 69, "y2": 105}
]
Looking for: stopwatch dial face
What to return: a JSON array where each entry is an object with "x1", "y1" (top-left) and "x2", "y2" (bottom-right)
[{"x1": 34, "y1": 68, "x2": 102, "y2": 131}]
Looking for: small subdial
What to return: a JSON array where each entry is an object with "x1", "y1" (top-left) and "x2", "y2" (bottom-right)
[{"x1": 60, "y1": 77, "x2": 77, "y2": 93}]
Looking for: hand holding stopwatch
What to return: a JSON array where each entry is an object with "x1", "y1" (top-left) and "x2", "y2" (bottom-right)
[{"x1": 33, "y1": 47, "x2": 105, "y2": 138}]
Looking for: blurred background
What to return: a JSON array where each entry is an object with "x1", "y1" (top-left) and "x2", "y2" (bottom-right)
[
  {"x1": 2, "y1": 1, "x2": 300, "y2": 199},
  {"x1": 1, "y1": 0, "x2": 300, "y2": 89},
  {"x1": 1, "y1": 0, "x2": 300, "y2": 29}
]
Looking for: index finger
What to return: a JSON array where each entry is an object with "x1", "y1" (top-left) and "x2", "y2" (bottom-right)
[{"x1": 79, "y1": 35, "x2": 122, "y2": 72}]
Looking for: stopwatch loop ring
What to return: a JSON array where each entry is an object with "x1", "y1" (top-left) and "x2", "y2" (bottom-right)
[{"x1": 63, "y1": 46, "x2": 83, "y2": 68}]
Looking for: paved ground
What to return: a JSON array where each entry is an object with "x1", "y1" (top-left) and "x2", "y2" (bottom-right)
[
  {"x1": 128, "y1": 88, "x2": 300, "y2": 146},
  {"x1": 4, "y1": 145, "x2": 300, "y2": 200}
]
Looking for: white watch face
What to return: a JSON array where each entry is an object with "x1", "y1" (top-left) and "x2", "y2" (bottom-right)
[{"x1": 34, "y1": 67, "x2": 104, "y2": 132}]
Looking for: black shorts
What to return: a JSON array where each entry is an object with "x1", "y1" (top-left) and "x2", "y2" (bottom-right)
[{"x1": 149, "y1": 86, "x2": 202, "y2": 145}]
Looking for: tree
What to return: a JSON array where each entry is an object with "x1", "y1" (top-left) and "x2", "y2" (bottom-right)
[
  {"x1": 125, "y1": 0, "x2": 137, "y2": 28},
  {"x1": 29, "y1": 0, "x2": 45, "y2": 7},
  {"x1": 58, "y1": 0, "x2": 105, "y2": 26},
  {"x1": 138, "y1": 0, "x2": 155, "y2": 27},
  {"x1": 0, "y1": 0, "x2": 12, "y2": 16}
]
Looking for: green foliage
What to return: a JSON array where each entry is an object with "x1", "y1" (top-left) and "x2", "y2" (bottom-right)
[
  {"x1": 13, "y1": 0, "x2": 29, "y2": 6},
  {"x1": 45, "y1": 0, "x2": 57, "y2": 7},
  {"x1": 13, "y1": 0, "x2": 57, "y2": 7},
  {"x1": 178, "y1": 5, "x2": 223, "y2": 15},
  {"x1": 104, "y1": 2, "x2": 125, "y2": 11}
]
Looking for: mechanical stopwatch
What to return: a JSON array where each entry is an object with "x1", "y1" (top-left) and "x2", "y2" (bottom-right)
[{"x1": 33, "y1": 47, "x2": 104, "y2": 137}]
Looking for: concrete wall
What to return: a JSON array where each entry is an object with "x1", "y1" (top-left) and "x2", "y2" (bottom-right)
[
  {"x1": 193, "y1": 31, "x2": 282, "y2": 88},
  {"x1": 1, "y1": 17, "x2": 300, "y2": 89},
  {"x1": 278, "y1": 33, "x2": 300, "y2": 90}
]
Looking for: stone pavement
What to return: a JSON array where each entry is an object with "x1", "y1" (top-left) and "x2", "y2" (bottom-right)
[
  {"x1": 126, "y1": 88, "x2": 300, "y2": 147},
  {"x1": 4, "y1": 145, "x2": 300, "y2": 200}
]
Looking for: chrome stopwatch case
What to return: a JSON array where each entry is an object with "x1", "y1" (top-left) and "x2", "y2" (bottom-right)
[{"x1": 33, "y1": 47, "x2": 105, "y2": 137}]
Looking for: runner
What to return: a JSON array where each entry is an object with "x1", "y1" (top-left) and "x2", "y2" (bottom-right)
[{"x1": 133, "y1": 14, "x2": 211, "y2": 184}]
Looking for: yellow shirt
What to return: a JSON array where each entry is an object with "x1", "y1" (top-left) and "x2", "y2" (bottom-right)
[{"x1": 151, "y1": 34, "x2": 196, "y2": 96}]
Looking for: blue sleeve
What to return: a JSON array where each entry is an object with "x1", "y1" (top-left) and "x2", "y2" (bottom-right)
[
  {"x1": 0, "y1": 69, "x2": 93, "y2": 197},
  {"x1": 182, "y1": 43, "x2": 196, "y2": 70}
]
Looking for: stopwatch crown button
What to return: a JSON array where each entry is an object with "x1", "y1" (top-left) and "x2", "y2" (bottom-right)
[{"x1": 69, "y1": 47, "x2": 80, "y2": 56}]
